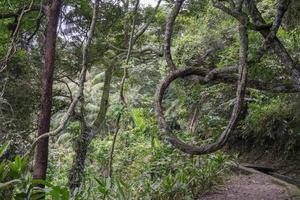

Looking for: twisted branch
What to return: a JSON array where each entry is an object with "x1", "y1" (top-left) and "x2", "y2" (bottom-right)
[
  {"x1": 120, "y1": 0, "x2": 140, "y2": 105},
  {"x1": 249, "y1": 0, "x2": 291, "y2": 63},
  {"x1": 164, "y1": 0, "x2": 185, "y2": 70},
  {"x1": 155, "y1": 19, "x2": 249, "y2": 155},
  {"x1": 155, "y1": 0, "x2": 299, "y2": 155},
  {"x1": 246, "y1": 0, "x2": 300, "y2": 85}
]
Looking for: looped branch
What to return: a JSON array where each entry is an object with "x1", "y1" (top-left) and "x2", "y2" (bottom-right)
[
  {"x1": 155, "y1": 1, "x2": 249, "y2": 155},
  {"x1": 155, "y1": 0, "x2": 298, "y2": 155},
  {"x1": 155, "y1": 51, "x2": 247, "y2": 155}
]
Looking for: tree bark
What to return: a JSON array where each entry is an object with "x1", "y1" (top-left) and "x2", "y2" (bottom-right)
[
  {"x1": 164, "y1": 0, "x2": 185, "y2": 71},
  {"x1": 33, "y1": 0, "x2": 62, "y2": 181},
  {"x1": 68, "y1": 65, "x2": 114, "y2": 193}
]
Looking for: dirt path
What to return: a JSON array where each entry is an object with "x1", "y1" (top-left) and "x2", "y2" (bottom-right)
[{"x1": 199, "y1": 174, "x2": 290, "y2": 200}]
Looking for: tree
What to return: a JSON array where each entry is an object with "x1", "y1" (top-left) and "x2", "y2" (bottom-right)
[
  {"x1": 155, "y1": 0, "x2": 299, "y2": 155},
  {"x1": 67, "y1": 0, "x2": 100, "y2": 193},
  {"x1": 33, "y1": 0, "x2": 62, "y2": 182}
]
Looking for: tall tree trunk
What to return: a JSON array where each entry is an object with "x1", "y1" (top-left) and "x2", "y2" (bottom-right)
[
  {"x1": 68, "y1": 65, "x2": 113, "y2": 193},
  {"x1": 33, "y1": 0, "x2": 62, "y2": 181},
  {"x1": 66, "y1": 0, "x2": 99, "y2": 194}
]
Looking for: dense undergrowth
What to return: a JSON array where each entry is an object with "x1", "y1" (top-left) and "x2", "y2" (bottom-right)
[
  {"x1": 230, "y1": 94, "x2": 300, "y2": 158},
  {"x1": 1, "y1": 108, "x2": 230, "y2": 199}
]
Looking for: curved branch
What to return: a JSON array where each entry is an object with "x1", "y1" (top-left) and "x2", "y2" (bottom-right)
[
  {"x1": 133, "y1": 0, "x2": 162, "y2": 44},
  {"x1": 192, "y1": 66, "x2": 300, "y2": 93},
  {"x1": 164, "y1": 0, "x2": 185, "y2": 70},
  {"x1": 120, "y1": 0, "x2": 140, "y2": 105},
  {"x1": 155, "y1": 18, "x2": 249, "y2": 155}
]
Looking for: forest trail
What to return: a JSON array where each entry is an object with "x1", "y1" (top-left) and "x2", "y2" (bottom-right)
[{"x1": 200, "y1": 174, "x2": 290, "y2": 200}]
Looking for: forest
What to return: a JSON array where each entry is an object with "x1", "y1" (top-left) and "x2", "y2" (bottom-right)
[{"x1": 0, "y1": 0, "x2": 300, "y2": 199}]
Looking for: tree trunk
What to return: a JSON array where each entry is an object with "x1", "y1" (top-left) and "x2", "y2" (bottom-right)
[
  {"x1": 68, "y1": 65, "x2": 114, "y2": 193},
  {"x1": 65, "y1": 0, "x2": 99, "y2": 194},
  {"x1": 33, "y1": 0, "x2": 62, "y2": 181}
]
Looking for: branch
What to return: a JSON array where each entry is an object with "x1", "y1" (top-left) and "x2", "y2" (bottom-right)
[
  {"x1": 105, "y1": 0, "x2": 162, "y2": 62},
  {"x1": 0, "y1": 5, "x2": 42, "y2": 20},
  {"x1": 245, "y1": 0, "x2": 300, "y2": 85},
  {"x1": 27, "y1": 0, "x2": 44, "y2": 44},
  {"x1": 212, "y1": 0, "x2": 271, "y2": 31},
  {"x1": 90, "y1": 65, "x2": 114, "y2": 136},
  {"x1": 0, "y1": 179, "x2": 21, "y2": 189},
  {"x1": 132, "y1": 0, "x2": 162, "y2": 44},
  {"x1": 212, "y1": 0, "x2": 243, "y2": 20},
  {"x1": 213, "y1": 0, "x2": 300, "y2": 85},
  {"x1": 107, "y1": 42, "x2": 163, "y2": 56},
  {"x1": 0, "y1": 0, "x2": 35, "y2": 73},
  {"x1": 107, "y1": 107, "x2": 124, "y2": 178},
  {"x1": 249, "y1": 0, "x2": 291, "y2": 63},
  {"x1": 120, "y1": 0, "x2": 140, "y2": 105},
  {"x1": 55, "y1": 79, "x2": 73, "y2": 101},
  {"x1": 63, "y1": 75, "x2": 80, "y2": 86},
  {"x1": 164, "y1": 0, "x2": 185, "y2": 70},
  {"x1": 155, "y1": 11, "x2": 249, "y2": 155}
]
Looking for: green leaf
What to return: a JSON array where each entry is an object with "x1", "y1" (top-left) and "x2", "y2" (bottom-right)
[
  {"x1": 0, "y1": 179, "x2": 21, "y2": 189},
  {"x1": 0, "y1": 142, "x2": 9, "y2": 158}
]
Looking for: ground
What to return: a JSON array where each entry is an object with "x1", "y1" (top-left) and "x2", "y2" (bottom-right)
[{"x1": 199, "y1": 174, "x2": 290, "y2": 200}]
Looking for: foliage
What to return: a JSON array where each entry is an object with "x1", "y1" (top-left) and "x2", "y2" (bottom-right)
[
  {"x1": 0, "y1": 143, "x2": 73, "y2": 199},
  {"x1": 76, "y1": 109, "x2": 229, "y2": 199},
  {"x1": 240, "y1": 93, "x2": 300, "y2": 154}
]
